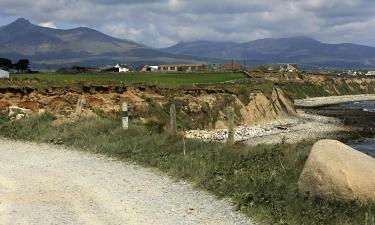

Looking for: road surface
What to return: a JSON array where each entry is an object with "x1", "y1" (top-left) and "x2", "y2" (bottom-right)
[{"x1": 0, "y1": 139, "x2": 255, "y2": 225}]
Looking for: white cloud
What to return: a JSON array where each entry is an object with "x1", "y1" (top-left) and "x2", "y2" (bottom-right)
[
  {"x1": 0, "y1": 0, "x2": 375, "y2": 47},
  {"x1": 38, "y1": 21, "x2": 57, "y2": 28}
]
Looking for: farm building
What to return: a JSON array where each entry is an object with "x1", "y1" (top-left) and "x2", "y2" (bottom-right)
[
  {"x1": 114, "y1": 64, "x2": 131, "y2": 73},
  {"x1": 140, "y1": 65, "x2": 159, "y2": 72},
  {"x1": 159, "y1": 64, "x2": 205, "y2": 72},
  {"x1": 0, "y1": 69, "x2": 9, "y2": 78},
  {"x1": 221, "y1": 62, "x2": 244, "y2": 71}
]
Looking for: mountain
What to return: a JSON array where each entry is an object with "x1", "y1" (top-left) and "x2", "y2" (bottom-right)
[
  {"x1": 162, "y1": 37, "x2": 375, "y2": 68},
  {"x1": 0, "y1": 18, "x2": 210, "y2": 68}
]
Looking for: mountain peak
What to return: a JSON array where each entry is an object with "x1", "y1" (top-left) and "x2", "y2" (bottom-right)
[{"x1": 12, "y1": 18, "x2": 31, "y2": 26}]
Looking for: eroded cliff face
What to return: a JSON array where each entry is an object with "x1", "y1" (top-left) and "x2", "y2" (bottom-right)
[{"x1": 0, "y1": 85, "x2": 296, "y2": 129}]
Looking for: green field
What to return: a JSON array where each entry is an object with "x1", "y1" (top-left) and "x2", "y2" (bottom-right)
[{"x1": 11, "y1": 72, "x2": 247, "y2": 85}]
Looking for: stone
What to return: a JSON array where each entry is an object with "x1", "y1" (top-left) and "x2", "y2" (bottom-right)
[
  {"x1": 298, "y1": 139, "x2": 375, "y2": 203},
  {"x1": 38, "y1": 109, "x2": 46, "y2": 115},
  {"x1": 15, "y1": 114, "x2": 25, "y2": 120},
  {"x1": 8, "y1": 106, "x2": 32, "y2": 117}
]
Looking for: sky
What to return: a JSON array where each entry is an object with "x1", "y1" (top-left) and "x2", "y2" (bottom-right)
[{"x1": 0, "y1": 0, "x2": 375, "y2": 48}]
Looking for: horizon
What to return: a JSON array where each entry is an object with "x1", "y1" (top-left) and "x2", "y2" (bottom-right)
[{"x1": 1, "y1": 0, "x2": 375, "y2": 48}]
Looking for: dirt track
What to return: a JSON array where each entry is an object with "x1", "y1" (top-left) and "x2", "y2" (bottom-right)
[{"x1": 0, "y1": 139, "x2": 255, "y2": 225}]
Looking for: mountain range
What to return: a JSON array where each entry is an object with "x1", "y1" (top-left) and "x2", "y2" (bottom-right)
[
  {"x1": 0, "y1": 18, "x2": 210, "y2": 69},
  {"x1": 162, "y1": 37, "x2": 375, "y2": 68},
  {"x1": 1, "y1": 18, "x2": 375, "y2": 69}
]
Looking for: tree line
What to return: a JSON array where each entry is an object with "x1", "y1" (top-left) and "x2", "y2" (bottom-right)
[{"x1": 0, "y1": 58, "x2": 30, "y2": 73}]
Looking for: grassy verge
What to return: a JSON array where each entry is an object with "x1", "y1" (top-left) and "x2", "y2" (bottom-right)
[
  {"x1": 11, "y1": 72, "x2": 247, "y2": 85},
  {"x1": 0, "y1": 114, "x2": 374, "y2": 225}
]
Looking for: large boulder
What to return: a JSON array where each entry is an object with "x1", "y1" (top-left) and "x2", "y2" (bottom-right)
[{"x1": 298, "y1": 139, "x2": 375, "y2": 203}]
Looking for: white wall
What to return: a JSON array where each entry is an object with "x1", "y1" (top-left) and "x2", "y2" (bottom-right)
[{"x1": 0, "y1": 70, "x2": 9, "y2": 78}]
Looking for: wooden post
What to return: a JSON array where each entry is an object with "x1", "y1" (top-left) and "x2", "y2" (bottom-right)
[
  {"x1": 75, "y1": 97, "x2": 85, "y2": 121},
  {"x1": 227, "y1": 105, "x2": 235, "y2": 146},
  {"x1": 183, "y1": 136, "x2": 186, "y2": 156},
  {"x1": 122, "y1": 102, "x2": 129, "y2": 130},
  {"x1": 170, "y1": 104, "x2": 177, "y2": 137}
]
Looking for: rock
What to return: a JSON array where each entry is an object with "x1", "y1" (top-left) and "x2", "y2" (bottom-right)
[
  {"x1": 8, "y1": 106, "x2": 32, "y2": 117},
  {"x1": 38, "y1": 109, "x2": 46, "y2": 115},
  {"x1": 298, "y1": 139, "x2": 375, "y2": 203},
  {"x1": 15, "y1": 114, "x2": 25, "y2": 120}
]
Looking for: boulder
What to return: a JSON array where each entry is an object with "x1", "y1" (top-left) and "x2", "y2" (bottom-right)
[{"x1": 298, "y1": 139, "x2": 375, "y2": 203}]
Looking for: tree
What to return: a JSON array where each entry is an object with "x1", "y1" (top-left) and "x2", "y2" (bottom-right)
[
  {"x1": 14, "y1": 59, "x2": 30, "y2": 73},
  {"x1": 0, "y1": 58, "x2": 13, "y2": 70}
]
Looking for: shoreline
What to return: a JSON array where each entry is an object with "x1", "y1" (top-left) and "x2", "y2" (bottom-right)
[
  {"x1": 185, "y1": 110, "x2": 349, "y2": 146},
  {"x1": 294, "y1": 94, "x2": 375, "y2": 108}
]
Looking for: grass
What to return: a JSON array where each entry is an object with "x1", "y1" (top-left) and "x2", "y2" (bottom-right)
[
  {"x1": 0, "y1": 114, "x2": 374, "y2": 225},
  {"x1": 11, "y1": 72, "x2": 247, "y2": 85}
]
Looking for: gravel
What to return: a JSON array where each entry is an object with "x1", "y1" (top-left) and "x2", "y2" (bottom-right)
[
  {"x1": 185, "y1": 110, "x2": 347, "y2": 145},
  {"x1": 0, "y1": 138, "x2": 255, "y2": 225}
]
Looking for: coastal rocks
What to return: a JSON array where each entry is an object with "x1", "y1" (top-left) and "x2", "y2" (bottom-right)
[
  {"x1": 185, "y1": 111, "x2": 344, "y2": 144},
  {"x1": 7, "y1": 106, "x2": 33, "y2": 120},
  {"x1": 299, "y1": 139, "x2": 375, "y2": 203}
]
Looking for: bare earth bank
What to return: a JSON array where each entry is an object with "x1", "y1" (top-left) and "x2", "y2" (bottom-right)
[{"x1": 0, "y1": 139, "x2": 255, "y2": 225}]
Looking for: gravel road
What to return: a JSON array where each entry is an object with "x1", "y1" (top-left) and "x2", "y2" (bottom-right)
[{"x1": 0, "y1": 138, "x2": 255, "y2": 225}]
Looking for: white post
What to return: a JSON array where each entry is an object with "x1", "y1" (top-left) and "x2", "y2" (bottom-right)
[{"x1": 122, "y1": 102, "x2": 129, "y2": 130}]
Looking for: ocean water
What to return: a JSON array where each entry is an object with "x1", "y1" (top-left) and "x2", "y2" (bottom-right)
[
  {"x1": 326, "y1": 101, "x2": 375, "y2": 157},
  {"x1": 327, "y1": 101, "x2": 375, "y2": 112},
  {"x1": 349, "y1": 139, "x2": 375, "y2": 157}
]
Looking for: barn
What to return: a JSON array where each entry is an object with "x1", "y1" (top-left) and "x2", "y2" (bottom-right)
[{"x1": 0, "y1": 69, "x2": 9, "y2": 79}]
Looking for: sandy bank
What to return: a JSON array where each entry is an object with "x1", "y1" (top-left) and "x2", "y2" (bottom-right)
[{"x1": 295, "y1": 94, "x2": 375, "y2": 108}]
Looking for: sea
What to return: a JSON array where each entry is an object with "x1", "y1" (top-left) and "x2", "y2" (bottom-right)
[{"x1": 327, "y1": 101, "x2": 375, "y2": 157}]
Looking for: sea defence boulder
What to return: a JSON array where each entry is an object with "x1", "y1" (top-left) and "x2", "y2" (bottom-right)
[{"x1": 298, "y1": 139, "x2": 375, "y2": 203}]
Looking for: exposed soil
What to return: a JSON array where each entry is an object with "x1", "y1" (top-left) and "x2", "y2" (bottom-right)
[{"x1": 0, "y1": 85, "x2": 296, "y2": 130}]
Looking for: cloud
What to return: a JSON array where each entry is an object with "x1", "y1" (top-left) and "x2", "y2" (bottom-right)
[
  {"x1": 39, "y1": 21, "x2": 57, "y2": 28},
  {"x1": 0, "y1": 0, "x2": 374, "y2": 47}
]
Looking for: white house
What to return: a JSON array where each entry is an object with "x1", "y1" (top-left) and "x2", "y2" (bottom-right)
[
  {"x1": 0, "y1": 69, "x2": 9, "y2": 79},
  {"x1": 366, "y1": 71, "x2": 375, "y2": 76},
  {"x1": 114, "y1": 64, "x2": 130, "y2": 73},
  {"x1": 140, "y1": 65, "x2": 159, "y2": 72}
]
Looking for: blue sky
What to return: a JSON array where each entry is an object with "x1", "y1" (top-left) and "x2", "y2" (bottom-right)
[{"x1": 1, "y1": 0, "x2": 375, "y2": 48}]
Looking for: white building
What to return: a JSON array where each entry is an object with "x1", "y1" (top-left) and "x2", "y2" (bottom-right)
[
  {"x1": 0, "y1": 69, "x2": 9, "y2": 79},
  {"x1": 366, "y1": 71, "x2": 375, "y2": 76},
  {"x1": 141, "y1": 65, "x2": 159, "y2": 72},
  {"x1": 114, "y1": 64, "x2": 130, "y2": 73}
]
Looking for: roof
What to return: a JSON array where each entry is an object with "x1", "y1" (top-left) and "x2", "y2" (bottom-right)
[
  {"x1": 222, "y1": 62, "x2": 243, "y2": 70},
  {"x1": 159, "y1": 64, "x2": 205, "y2": 67}
]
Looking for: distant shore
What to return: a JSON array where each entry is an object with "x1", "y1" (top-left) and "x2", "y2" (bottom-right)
[{"x1": 295, "y1": 94, "x2": 375, "y2": 108}]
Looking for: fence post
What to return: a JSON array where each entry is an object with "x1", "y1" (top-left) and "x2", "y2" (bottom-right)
[
  {"x1": 122, "y1": 102, "x2": 129, "y2": 130},
  {"x1": 170, "y1": 103, "x2": 177, "y2": 137},
  {"x1": 227, "y1": 105, "x2": 235, "y2": 146},
  {"x1": 75, "y1": 97, "x2": 86, "y2": 121}
]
